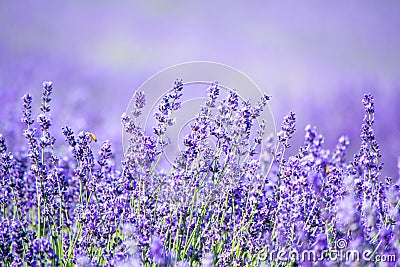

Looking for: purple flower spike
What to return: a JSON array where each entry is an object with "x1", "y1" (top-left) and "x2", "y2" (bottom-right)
[
  {"x1": 21, "y1": 93, "x2": 34, "y2": 128},
  {"x1": 41, "y1": 81, "x2": 53, "y2": 113},
  {"x1": 278, "y1": 111, "x2": 296, "y2": 148}
]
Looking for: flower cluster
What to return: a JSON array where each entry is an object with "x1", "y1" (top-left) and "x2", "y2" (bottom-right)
[{"x1": 0, "y1": 80, "x2": 399, "y2": 267}]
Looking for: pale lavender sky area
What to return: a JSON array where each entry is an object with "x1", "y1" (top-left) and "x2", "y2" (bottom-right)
[{"x1": 0, "y1": 1, "x2": 399, "y2": 175}]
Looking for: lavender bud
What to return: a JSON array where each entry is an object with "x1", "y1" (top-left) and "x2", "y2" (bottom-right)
[
  {"x1": 21, "y1": 93, "x2": 34, "y2": 127},
  {"x1": 41, "y1": 81, "x2": 53, "y2": 113},
  {"x1": 0, "y1": 134, "x2": 6, "y2": 153}
]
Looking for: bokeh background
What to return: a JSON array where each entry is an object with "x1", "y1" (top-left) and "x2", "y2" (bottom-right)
[{"x1": 1, "y1": 0, "x2": 399, "y2": 176}]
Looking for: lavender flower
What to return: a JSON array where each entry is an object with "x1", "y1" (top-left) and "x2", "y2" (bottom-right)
[
  {"x1": 277, "y1": 111, "x2": 296, "y2": 148},
  {"x1": 1, "y1": 80, "x2": 399, "y2": 267},
  {"x1": 153, "y1": 79, "x2": 183, "y2": 139},
  {"x1": 40, "y1": 81, "x2": 53, "y2": 113},
  {"x1": 21, "y1": 93, "x2": 34, "y2": 128}
]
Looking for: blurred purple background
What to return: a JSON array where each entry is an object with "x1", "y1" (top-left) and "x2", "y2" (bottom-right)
[{"x1": 1, "y1": 1, "x2": 399, "y2": 176}]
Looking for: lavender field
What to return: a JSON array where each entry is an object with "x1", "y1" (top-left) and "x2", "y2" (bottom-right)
[{"x1": 1, "y1": 1, "x2": 400, "y2": 266}]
